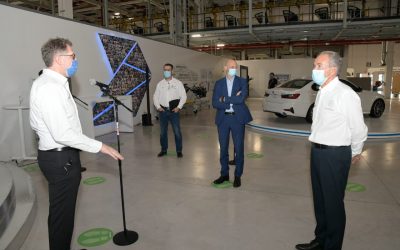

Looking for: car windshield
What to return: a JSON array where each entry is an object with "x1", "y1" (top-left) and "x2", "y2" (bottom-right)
[
  {"x1": 340, "y1": 79, "x2": 362, "y2": 92},
  {"x1": 279, "y1": 79, "x2": 312, "y2": 89}
]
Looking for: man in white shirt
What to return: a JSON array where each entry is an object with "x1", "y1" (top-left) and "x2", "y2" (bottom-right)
[
  {"x1": 296, "y1": 51, "x2": 368, "y2": 250},
  {"x1": 30, "y1": 38, "x2": 124, "y2": 250},
  {"x1": 153, "y1": 63, "x2": 187, "y2": 158}
]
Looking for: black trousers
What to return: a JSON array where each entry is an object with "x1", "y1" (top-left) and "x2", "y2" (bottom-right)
[
  {"x1": 38, "y1": 149, "x2": 82, "y2": 250},
  {"x1": 311, "y1": 145, "x2": 351, "y2": 250}
]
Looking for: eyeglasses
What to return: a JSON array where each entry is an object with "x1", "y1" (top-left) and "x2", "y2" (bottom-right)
[{"x1": 59, "y1": 53, "x2": 76, "y2": 60}]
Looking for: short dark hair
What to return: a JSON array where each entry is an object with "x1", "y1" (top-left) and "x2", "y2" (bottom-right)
[
  {"x1": 41, "y1": 38, "x2": 72, "y2": 67},
  {"x1": 163, "y1": 63, "x2": 174, "y2": 70}
]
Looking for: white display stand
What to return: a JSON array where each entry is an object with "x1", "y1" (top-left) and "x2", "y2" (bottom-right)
[
  {"x1": 2, "y1": 105, "x2": 36, "y2": 161},
  {"x1": 76, "y1": 95, "x2": 134, "y2": 138}
]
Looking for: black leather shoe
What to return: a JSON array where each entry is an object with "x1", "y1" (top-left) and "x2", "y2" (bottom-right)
[
  {"x1": 213, "y1": 175, "x2": 229, "y2": 184},
  {"x1": 295, "y1": 239, "x2": 323, "y2": 250},
  {"x1": 233, "y1": 176, "x2": 241, "y2": 188},
  {"x1": 157, "y1": 151, "x2": 167, "y2": 157},
  {"x1": 177, "y1": 152, "x2": 183, "y2": 158},
  {"x1": 228, "y1": 159, "x2": 235, "y2": 165},
  {"x1": 80, "y1": 167, "x2": 87, "y2": 172}
]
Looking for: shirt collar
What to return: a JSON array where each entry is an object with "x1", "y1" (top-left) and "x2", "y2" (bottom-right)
[
  {"x1": 226, "y1": 76, "x2": 235, "y2": 82},
  {"x1": 163, "y1": 77, "x2": 174, "y2": 83},
  {"x1": 320, "y1": 76, "x2": 339, "y2": 93},
  {"x1": 43, "y1": 68, "x2": 68, "y2": 86}
]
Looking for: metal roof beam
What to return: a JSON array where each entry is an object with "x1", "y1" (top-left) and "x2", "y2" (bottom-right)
[{"x1": 80, "y1": 0, "x2": 130, "y2": 16}]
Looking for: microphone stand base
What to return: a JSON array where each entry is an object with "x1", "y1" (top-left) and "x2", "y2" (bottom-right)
[{"x1": 113, "y1": 230, "x2": 139, "y2": 246}]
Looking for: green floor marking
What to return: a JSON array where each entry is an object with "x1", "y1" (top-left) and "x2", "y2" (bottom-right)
[
  {"x1": 346, "y1": 182, "x2": 366, "y2": 192},
  {"x1": 110, "y1": 142, "x2": 124, "y2": 147},
  {"x1": 261, "y1": 136, "x2": 273, "y2": 141},
  {"x1": 83, "y1": 176, "x2": 106, "y2": 185},
  {"x1": 246, "y1": 152, "x2": 264, "y2": 159},
  {"x1": 196, "y1": 132, "x2": 209, "y2": 139},
  {"x1": 212, "y1": 181, "x2": 233, "y2": 188},
  {"x1": 23, "y1": 163, "x2": 39, "y2": 172},
  {"x1": 78, "y1": 228, "x2": 113, "y2": 247},
  {"x1": 166, "y1": 151, "x2": 177, "y2": 156}
]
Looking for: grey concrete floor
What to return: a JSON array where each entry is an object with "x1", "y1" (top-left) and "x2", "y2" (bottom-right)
[{"x1": 20, "y1": 99, "x2": 400, "y2": 250}]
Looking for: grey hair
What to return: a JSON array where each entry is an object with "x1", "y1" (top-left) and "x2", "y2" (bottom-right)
[
  {"x1": 319, "y1": 51, "x2": 342, "y2": 75},
  {"x1": 41, "y1": 38, "x2": 72, "y2": 67}
]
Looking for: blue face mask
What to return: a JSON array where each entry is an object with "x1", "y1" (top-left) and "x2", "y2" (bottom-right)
[
  {"x1": 312, "y1": 69, "x2": 326, "y2": 85},
  {"x1": 66, "y1": 60, "x2": 78, "y2": 77},
  {"x1": 163, "y1": 71, "x2": 172, "y2": 79},
  {"x1": 228, "y1": 68, "x2": 236, "y2": 77}
]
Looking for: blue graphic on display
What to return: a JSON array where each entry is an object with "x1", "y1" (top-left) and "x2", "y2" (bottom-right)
[{"x1": 93, "y1": 33, "x2": 151, "y2": 126}]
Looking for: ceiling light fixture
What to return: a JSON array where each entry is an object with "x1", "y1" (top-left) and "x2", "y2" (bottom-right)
[
  {"x1": 216, "y1": 43, "x2": 225, "y2": 47},
  {"x1": 191, "y1": 34, "x2": 202, "y2": 38},
  {"x1": 114, "y1": 12, "x2": 120, "y2": 16}
]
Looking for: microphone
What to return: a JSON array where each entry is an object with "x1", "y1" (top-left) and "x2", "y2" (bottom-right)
[{"x1": 89, "y1": 79, "x2": 110, "y2": 90}]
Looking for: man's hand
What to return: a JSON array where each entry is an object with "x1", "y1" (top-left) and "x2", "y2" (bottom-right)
[
  {"x1": 157, "y1": 107, "x2": 165, "y2": 112},
  {"x1": 219, "y1": 96, "x2": 225, "y2": 102},
  {"x1": 172, "y1": 107, "x2": 180, "y2": 113},
  {"x1": 351, "y1": 154, "x2": 361, "y2": 164},
  {"x1": 100, "y1": 144, "x2": 124, "y2": 160}
]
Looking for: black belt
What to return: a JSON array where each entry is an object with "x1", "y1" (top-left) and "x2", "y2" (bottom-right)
[
  {"x1": 45, "y1": 147, "x2": 76, "y2": 152},
  {"x1": 312, "y1": 143, "x2": 348, "y2": 149},
  {"x1": 161, "y1": 105, "x2": 170, "y2": 111},
  {"x1": 224, "y1": 112, "x2": 235, "y2": 115}
]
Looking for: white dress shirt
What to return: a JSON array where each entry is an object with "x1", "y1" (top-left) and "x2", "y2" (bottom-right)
[
  {"x1": 153, "y1": 77, "x2": 187, "y2": 110},
  {"x1": 309, "y1": 77, "x2": 368, "y2": 156},
  {"x1": 30, "y1": 69, "x2": 102, "y2": 152},
  {"x1": 225, "y1": 76, "x2": 234, "y2": 112}
]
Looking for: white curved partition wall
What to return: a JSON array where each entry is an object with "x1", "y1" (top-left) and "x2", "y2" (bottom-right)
[
  {"x1": 0, "y1": 164, "x2": 36, "y2": 250},
  {"x1": 0, "y1": 167, "x2": 16, "y2": 239}
]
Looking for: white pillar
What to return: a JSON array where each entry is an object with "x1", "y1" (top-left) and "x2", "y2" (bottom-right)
[
  {"x1": 58, "y1": 0, "x2": 73, "y2": 19},
  {"x1": 384, "y1": 41, "x2": 394, "y2": 99}
]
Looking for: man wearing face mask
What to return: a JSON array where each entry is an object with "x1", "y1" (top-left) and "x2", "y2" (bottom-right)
[
  {"x1": 295, "y1": 51, "x2": 367, "y2": 250},
  {"x1": 153, "y1": 63, "x2": 187, "y2": 158},
  {"x1": 30, "y1": 38, "x2": 124, "y2": 250},
  {"x1": 212, "y1": 59, "x2": 252, "y2": 188}
]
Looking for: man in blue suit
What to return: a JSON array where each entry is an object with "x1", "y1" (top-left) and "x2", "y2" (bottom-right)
[{"x1": 212, "y1": 59, "x2": 253, "y2": 188}]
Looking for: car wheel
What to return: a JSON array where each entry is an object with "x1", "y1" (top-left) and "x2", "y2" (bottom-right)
[
  {"x1": 369, "y1": 99, "x2": 385, "y2": 118},
  {"x1": 305, "y1": 104, "x2": 314, "y2": 123},
  {"x1": 274, "y1": 113, "x2": 287, "y2": 118}
]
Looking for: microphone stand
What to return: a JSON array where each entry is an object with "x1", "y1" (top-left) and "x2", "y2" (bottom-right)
[{"x1": 100, "y1": 88, "x2": 139, "y2": 246}]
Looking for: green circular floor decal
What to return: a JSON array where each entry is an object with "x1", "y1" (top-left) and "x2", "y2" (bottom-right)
[
  {"x1": 346, "y1": 182, "x2": 366, "y2": 192},
  {"x1": 110, "y1": 142, "x2": 124, "y2": 147},
  {"x1": 196, "y1": 132, "x2": 209, "y2": 138},
  {"x1": 78, "y1": 228, "x2": 113, "y2": 247},
  {"x1": 246, "y1": 152, "x2": 264, "y2": 159},
  {"x1": 166, "y1": 151, "x2": 177, "y2": 156},
  {"x1": 262, "y1": 136, "x2": 273, "y2": 141},
  {"x1": 83, "y1": 177, "x2": 106, "y2": 185},
  {"x1": 212, "y1": 181, "x2": 233, "y2": 188},
  {"x1": 23, "y1": 163, "x2": 39, "y2": 172}
]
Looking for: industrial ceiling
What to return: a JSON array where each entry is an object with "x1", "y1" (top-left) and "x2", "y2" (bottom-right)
[{"x1": 4, "y1": 0, "x2": 400, "y2": 56}]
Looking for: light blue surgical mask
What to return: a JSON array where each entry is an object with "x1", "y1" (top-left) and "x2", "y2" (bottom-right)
[
  {"x1": 66, "y1": 60, "x2": 78, "y2": 77},
  {"x1": 163, "y1": 71, "x2": 172, "y2": 79},
  {"x1": 228, "y1": 68, "x2": 236, "y2": 77},
  {"x1": 312, "y1": 69, "x2": 326, "y2": 85}
]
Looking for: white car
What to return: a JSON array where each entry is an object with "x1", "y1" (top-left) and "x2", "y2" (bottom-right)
[{"x1": 262, "y1": 78, "x2": 385, "y2": 123}]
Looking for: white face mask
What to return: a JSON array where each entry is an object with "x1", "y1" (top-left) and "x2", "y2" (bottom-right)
[
  {"x1": 312, "y1": 69, "x2": 326, "y2": 85},
  {"x1": 163, "y1": 70, "x2": 171, "y2": 78},
  {"x1": 228, "y1": 68, "x2": 236, "y2": 77}
]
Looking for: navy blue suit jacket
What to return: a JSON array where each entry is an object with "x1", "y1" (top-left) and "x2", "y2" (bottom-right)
[{"x1": 212, "y1": 76, "x2": 253, "y2": 125}]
